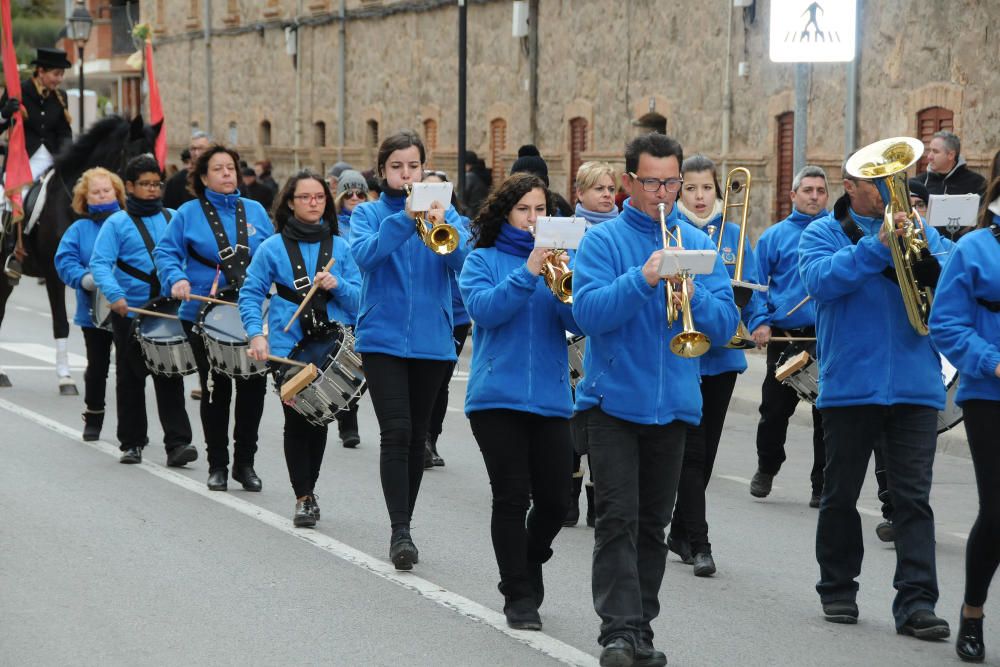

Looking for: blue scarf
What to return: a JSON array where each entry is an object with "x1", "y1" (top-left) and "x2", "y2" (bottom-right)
[
  {"x1": 788, "y1": 207, "x2": 828, "y2": 226},
  {"x1": 848, "y1": 208, "x2": 882, "y2": 237},
  {"x1": 87, "y1": 201, "x2": 120, "y2": 222},
  {"x1": 575, "y1": 202, "x2": 618, "y2": 227},
  {"x1": 494, "y1": 222, "x2": 535, "y2": 257}
]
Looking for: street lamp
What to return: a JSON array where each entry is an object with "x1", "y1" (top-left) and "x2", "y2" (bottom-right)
[{"x1": 66, "y1": 1, "x2": 93, "y2": 134}]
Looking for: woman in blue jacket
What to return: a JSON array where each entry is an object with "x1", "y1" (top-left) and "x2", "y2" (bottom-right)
[
  {"x1": 349, "y1": 130, "x2": 470, "y2": 571},
  {"x1": 154, "y1": 144, "x2": 274, "y2": 493},
  {"x1": 460, "y1": 172, "x2": 580, "y2": 631},
  {"x1": 241, "y1": 170, "x2": 361, "y2": 528},
  {"x1": 930, "y1": 182, "x2": 1000, "y2": 663},
  {"x1": 54, "y1": 167, "x2": 125, "y2": 441}
]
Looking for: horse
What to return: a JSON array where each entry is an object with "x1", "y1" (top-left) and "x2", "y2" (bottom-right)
[{"x1": 0, "y1": 114, "x2": 161, "y2": 392}]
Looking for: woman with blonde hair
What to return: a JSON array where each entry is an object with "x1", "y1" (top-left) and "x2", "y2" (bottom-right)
[
  {"x1": 54, "y1": 167, "x2": 126, "y2": 441},
  {"x1": 574, "y1": 161, "x2": 619, "y2": 227}
]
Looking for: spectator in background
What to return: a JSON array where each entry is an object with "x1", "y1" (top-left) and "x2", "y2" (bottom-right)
[
  {"x1": 326, "y1": 161, "x2": 353, "y2": 194},
  {"x1": 255, "y1": 159, "x2": 279, "y2": 196},
  {"x1": 463, "y1": 150, "x2": 490, "y2": 216},
  {"x1": 361, "y1": 169, "x2": 381, "y2": 200},
  {"x1": 916, "y1": 131, "x2": 987, "y2": 241},
  {"x1": 242, "y1": 166, "x2": 274, "y2": 211},
  {"x1": 510, "y1": 145, "x2": 574, "y2": 217},
  {"x1": 163, "y1": 132, "x2": 211, "y2": 209}
]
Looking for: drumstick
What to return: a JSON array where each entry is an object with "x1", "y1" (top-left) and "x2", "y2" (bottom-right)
[
  {"x1": 188, "y1": 293, "x2": 237, "y2": 307},
  {"x1": 127, "y1": 306, "x2": 178, "y2": 320},
  {"x1": 768, "y1": 336, "x2": 816, "y2": 342},
  {"x1": 784, "y1": 295, "x2": 812, "y2": 317},
  {"x1": 266, "y1": 354, "x2": 309, "y2": 368},
  {"x1": 283, "y1": 257, "x2": 336, "y2": 333}
]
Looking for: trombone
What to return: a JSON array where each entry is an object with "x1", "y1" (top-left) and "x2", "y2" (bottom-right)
[
  {"x1": 658, "y1": 203, "x2": 711, "y2": 358},
  {"x1": 404, "y1": 184, "x2": 460, "y2": 255},
  {"x1": 719, "y1": 167, "x2": 757, "y2": 349}
]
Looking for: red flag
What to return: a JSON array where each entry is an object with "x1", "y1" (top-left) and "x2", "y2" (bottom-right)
[
  {"x1": 1, "y1": 0, "x2": 33, "y2": 221},
  {"x1": 145, "y1": 39, "x2": 166, "y2": 170}
]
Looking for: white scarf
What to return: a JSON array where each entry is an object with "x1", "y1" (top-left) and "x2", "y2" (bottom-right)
[{"x1": 676, "y1": 199, "x2": 722, "y2": 228}]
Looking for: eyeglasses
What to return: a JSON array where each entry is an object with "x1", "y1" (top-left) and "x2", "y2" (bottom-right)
[
  {"x1": 293, "y1": 193, "x2": 326, "y2": 203},
  {"x1": 628, "y1": 172, "x2": 683, "y2": 193},
  {"x1": 135, "y1": 180, "x2": 163, "y2": 190},
  {"x1": 344, "y1": 188, "x2": 366, "y2": 199}
]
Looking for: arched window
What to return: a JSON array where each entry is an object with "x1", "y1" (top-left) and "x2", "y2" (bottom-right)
[
  {"x1": 259, "y1": 120, "x2": 272, "y2": 147},
  {"x1": 775, "y1": 111, "x2": 794, "y2": 221},
  {"x1": 314, "y1": 121, "x2": 326, "y2": 148},
  {"x1": 568, "y1": 117, "x2": 588, "y2": 200},
  {"x1": 366, "y1": 119, "x2": 379, "y2": 149},
  {"x1": 423, "y1": 119, "x2": 438, "y2": 167},
  {"x1": 635, "y1": 112, "x2": 666, "y2": 135},
  {"x1": 227, "y1": 121, "x2": 238, "y2": 145},
  {"x1": 489, "y1": 118, "x2": 507, "y2": 190},
  {"x1": 916, "y1": 106, "x2": 955, "y2": 173}
]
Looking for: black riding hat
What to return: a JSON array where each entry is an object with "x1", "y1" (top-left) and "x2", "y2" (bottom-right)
[{"x1": 30, "y1": 48, "x2": 72, "y2": 70}]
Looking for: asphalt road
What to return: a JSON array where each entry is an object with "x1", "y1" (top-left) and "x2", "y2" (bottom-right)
[{"x1": 0, "y1": 281, "x2": 994, "y2": 666}]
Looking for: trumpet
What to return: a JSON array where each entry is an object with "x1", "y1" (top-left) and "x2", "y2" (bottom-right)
[
  {"x1": 404, "y1": 184, "x2": 460, "y2": 255},
  {"x1": 527, "y1": 225, "x2": 573, "y2": 304},
  {"x1": 720, "y1": 167, "x2": 757, "y2": 349},
  {"x1": 658, "y1": 203, "x2": 711, "y2": 358}
]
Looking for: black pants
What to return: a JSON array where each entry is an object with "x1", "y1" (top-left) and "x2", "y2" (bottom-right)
[
  {"x1": 671, "y1": 371, "x2": 738, "y2": 555},
  {"x1": 587, "y1": 407, "x2": 686, "y2": 647},
  {"x1": 817, "y1": 404, "x2": 939, "y2": 628},
  {"x1": 110, "y1": 313, "x2": 192, "y2": 451},
  {"x1": 81, "y1": 326, "x2": 114, "y2": 412},
  {"x1": 362, "y1": 352, "x2": 451, "y2": 529},
  {"x1": 335, "y1": 402, "x2": 359, "y2": 437},
  {"x1": 469, "y1": 409, "x2": 573, "y2": 600},
  {"x1": 282, "y1": 403, "x2": 329, "y2": 498},
  {"x1": 963, "y1": 400, "x2": 1000, "y2": 607},
  {"x1": 427, "y1": 322, "x2": 472, "y2": 438},
  {"x1": 756, "y1": 333, "x2": 825, "y2": 494},
  {"x1": 184, "y1": 321, "x2": 267, "y2": 472}
]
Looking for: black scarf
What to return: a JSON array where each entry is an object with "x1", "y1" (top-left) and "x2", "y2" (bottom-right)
[
  {"x1": 126, "y1": 194, "x2": 164, "y2": 218},
  {"x1": 282, "y1": 217, "x2": 331, "y2": 243}
]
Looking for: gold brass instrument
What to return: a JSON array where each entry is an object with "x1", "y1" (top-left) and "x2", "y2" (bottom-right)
[
  {"x1": 844, "y1": 137, "x2": 932, "y2": 335},
  {"x1": 542, "y1": 251, "x2": 573, "y2": 304},
  {"x1": 404, "y1": 184, "x2": 460, "y2": 255},
  {"x1": 658, "y1": 203, "x2": 711, "y2": 358},
  {"x1": 720, "y1": 167, "x2": 756, "y2": 349}
]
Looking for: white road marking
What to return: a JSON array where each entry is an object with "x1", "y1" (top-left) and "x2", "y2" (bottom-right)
[
  {"x1": 13, "y1": 304, "x2": 52, "y2": 319},
  {"x1": 0, "y1": 397, "x2": 599, "y2": 667},
  {"x1": 0, "y1": 365, "x2": 88, "y2": 371},
  {"x1": 447, "y1": 406, "x2": 464, "y2": 413},
  {"x1": 0, "y1": 342, "x2": 88, "y2": 367}
]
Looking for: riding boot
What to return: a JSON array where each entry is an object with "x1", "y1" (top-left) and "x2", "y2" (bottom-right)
[{"x1": 563, "y1": 475, "x2": 583, "y2": 527}]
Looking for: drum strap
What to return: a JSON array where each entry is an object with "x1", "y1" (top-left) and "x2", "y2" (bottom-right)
[
  {"x1": 195, "y1": 197, "x2": 249, "y2": 289},
  {"x1": 839, "y1": 216, "x2": 900, "y2": 286},
  {"x1": 275, "y1": 234, "x2": 334, "y2": 338},
  {"x1": 117, "y1": 213, "x2": 164, "y2": 300}
]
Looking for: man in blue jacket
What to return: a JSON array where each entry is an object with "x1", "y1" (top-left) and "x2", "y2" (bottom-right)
[
  {"x1": 573, "y1": 134, "x2": 738, "y2": 667},
  {"x1": 747, "y1": 166, "x2": 828, "y2": 505},
  {"x1": 798, "y1": 161, "x2": 949, "y2": 638}
]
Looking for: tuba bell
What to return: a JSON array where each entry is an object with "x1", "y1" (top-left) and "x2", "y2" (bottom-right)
[
  {"x1": 405, "y1": 184, "x2": 461, "y2": 255},
  {"x1": 658, "y1": 203, "x2": 711, "y2": 358},
  {"x1": 844, "y1": 137, "x2": 933, "y2": 335}
]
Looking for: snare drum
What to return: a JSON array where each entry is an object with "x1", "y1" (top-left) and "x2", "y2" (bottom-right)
[
  {"x1": 133, "y1": 297, "x2": 197, "y2": 377},
  {"x1": 275, "y1": 324, "x2": 366, "y2": 426},
  {"x1": 196, "y1": 297, "x2": 268, "y2": 379},
  {"x1": 938, "y1": 355, "x2": 963, "y2": 434},
  {"x1": 90, "y1": 290, "x2": 112, "y2": 331},
  {"x1": 567, "y1": 335, "x2": 586, "y2": 389},
  {"x1": 775, "y1": 349, "x2": 819, "y2": 404}
]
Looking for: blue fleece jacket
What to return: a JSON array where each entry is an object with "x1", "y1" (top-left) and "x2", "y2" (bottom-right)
[
  {"x1": 239, "y1": 233, "x2": 361, "y2": 358},
  {"x1": 749, "y1": 208, "x2": 827, "y2": 332},
  {"x1": 55, "y1": 216, "x2": 104, "y2": 328},
  {"x1": 929, "y1": 225, "x2": 1000, "y2": 404},
  {"x1": 450, "y1": 213, "x2": 472, "y2": 327},
  {"x1": 572, "y1": 201, "x2": 739, "y2": 425},
  {"x1": 154, "y1": 189, "x2": 274, "y2": 321},
  {"x1": 89, "y1": 209, "x2": 176, "y2": 316},
  {"x1": 460, "y1": 246, "x2": 582, "y2": 418},
  {"x1": 678, "y1": 212, "x2": 765, "y2": 376},
  {"x1": 349, "y1": 192, "x2": 471, "y2": 360},
  {"x1": 798, "y1": 209, "x2": 947, "y2": 409},
  {"x1": 337, "y1": 210, "x2": 352, "y2": 242}
]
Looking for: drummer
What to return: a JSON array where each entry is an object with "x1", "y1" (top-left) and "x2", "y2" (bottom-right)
[
  {"x1": 240, "y1": 170, "x2": 361, "y2": 527},
  {"x1": 55, "y1": 167, "x2": 125, "y2": 442},
  {"x1": 89, "y1": 155, "x2": 196, "y2": 466},
  {"x1": 154, "y1": 144, "x2": 273, "y2": 493}
]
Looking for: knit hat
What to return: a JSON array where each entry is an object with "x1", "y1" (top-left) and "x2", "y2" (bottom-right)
[
  {"x1": 328, "y1": 161, "x2": 353, "y2": 179},
  {"x1": 337, "y1": 169, "x2": 368, "y2": 196},
  {"x1": 510, "y1": 154, "x2": 549, "y2": 186},
  {"x1": 907, "y1": 178, "x2": 929, "y2": 205}
]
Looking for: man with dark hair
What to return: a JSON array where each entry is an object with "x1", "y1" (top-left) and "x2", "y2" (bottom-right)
[
  {"x1": 573, "y1": 133, "x2": 738, "y2": 666},
  {"x1": 163, "y1": 131, "x2": 212, "y2": 209},
  {"x1": 917, "y1": 131, "x2": 987, "y2": 240}
]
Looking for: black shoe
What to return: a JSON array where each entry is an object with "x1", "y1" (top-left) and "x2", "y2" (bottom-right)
[
  {"x1": 876, "y1": 520, "x2": 896, "y2": 543},
  {"x1": 232, "y1": 465, "x2": 262, "y2": 492},
  {"x1": 809, "y1": 494, "x2": 821, "y2": 508},
  {"x1": 166, "y1": 443, "x2": 198, "y2": 467},
  {"x1": 423, "y1": 444, "x2": 435, "y2": 470},
  {"x1": 823, "y1": 600, "x2": 859, "y2": 624},
  {"x1": 293, "y1": 498, "x2": 317, "y2": 528},
  {"x1": 750, "y1": 469, "x2": 774, "y2": 498},
  {"x1": 390, "y1": 528, "x2": 418, "y2": 571},
  {"x1": 428, "y1": 435, "x2": 445, "y2": 466},
  {"x1": 340, "y1": 430, "x2": 361, "y2": 448},
  {"x1": 503, "y1": 596, "x2": 542, "y2": 631},
  {"x1": 599, "y1": 637, "x2": 635, "y2": 667},
  {"x1": 564, "y1": 475, "x2": 583, "y2": 527},
  {"x1": 898, "y1": 609, "x2": 950, "y2": 640},
  {"x1": 119, "y1": 447, "x2": 142, "y2": 464},
  {"x1": 956, "y1": 612, "x2": 985, "y2": 662},
  {"x1": 81, "y1": 410, "x2": 104, "y2": 441},
  {"x1": 585, "y1": 485, "x2": 595, "y2": 528},
  {"x1": 306, "y1": 494, "x2": 320, "y2": 520},
  {"x1": 667, "y1": 533, "x2": 693, "y2": 564},
  {"x1": 635, "y1": 639, "x2": 668, "y2": 667},
  {"x1": 526, "y1": 560, "x2": 544, "y2": 608},
  {"x1": 693, "y1": 551, "x2": 716, "y2": 577},
  {"x1": 207, "y1": 468, "x2": 228, "y2": 491}
]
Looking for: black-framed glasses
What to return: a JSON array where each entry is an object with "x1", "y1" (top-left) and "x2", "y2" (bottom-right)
[
  {"x1": 136, "y1": 180, "x2": 163, "y2": 190},
  {"x1": 628, "y1": 172, "x2": 683, "y2": 193}
]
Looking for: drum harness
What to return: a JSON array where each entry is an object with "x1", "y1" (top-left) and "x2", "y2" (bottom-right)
[
  {"x1": 275, "y1": 233, "x2": 336, "y2": 340},
  {"x1": 117, "y1": 210, "x2": 171, "y2": 305}
]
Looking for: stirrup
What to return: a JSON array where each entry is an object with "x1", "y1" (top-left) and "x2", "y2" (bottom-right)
[{"x1": 3, "y1": 255, "x2": 22, "y2": 283}]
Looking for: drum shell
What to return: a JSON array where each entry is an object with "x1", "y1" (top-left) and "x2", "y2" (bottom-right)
[
  {"x1": 134, "y1": 298, "x2": 197, "y2": 377},
  {"x1": 196, "y1": 299, "x2": 268, "y2": 379}
]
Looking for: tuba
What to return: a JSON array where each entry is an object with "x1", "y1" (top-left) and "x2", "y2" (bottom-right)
[
  {"x1": 844, "y1": 137, "x2": 932, "y2": 335},
  {"x1": 719, "y1": 167, "x2": 757, "y2": 349},
  {"x1": 659, "y1": 203, "x2": 711, "y2": 358},
  {"x1": 404, "y1": 184, "x2": 460, "y2": 255}
]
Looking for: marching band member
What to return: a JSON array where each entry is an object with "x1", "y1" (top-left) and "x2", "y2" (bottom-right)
[
  {"x1": 747, "y1": 165, "x2": 829, "y2": 506},
  {"x1": 154, "y1": 145, "x2": 274, "y2": 492},
  {"x1": 929, "y1": 179, "x2": 1000, "y2": 663},
  {"x1": 573, "y1": 134, "x2": 737, "y2": 666},
  {"x1": 798, "y1": 158, "x2": 949, "y2": 637},
  {"x1": 459, "y1": 172, "x2": 579, "y2": 631},
  {"x1": 55, "y1": 167, "x2": 124, "y2": 441},
  {"x1": 240, "y1": 170, "x2": 360, "y2": 528},
  {"x1": 670, "y1": 155, "x2": 764, "y2": 577},
  {"x1": 89, "y1": 155, "x2": 195, "y2": 465},
  {"x1": 349, "y1": 130, "x2": 470, "y2": 570}
]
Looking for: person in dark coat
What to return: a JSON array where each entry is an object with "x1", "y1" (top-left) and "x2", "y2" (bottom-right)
[
  {"x1": 241, "y1": 167, "x2": 274, "y2": 211},
  {"x1": 916, "y1": 131, "x2": 987, "y2": 241},
  {"x1": 509, "y1": 145, "x2": 574, "y2": 217},
  {"x1": 462, "y1": 150, "x2": 490, "y2": 216},
  {"x1": 162, "y1": 132, "x2": 212, "y2": 210}
]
